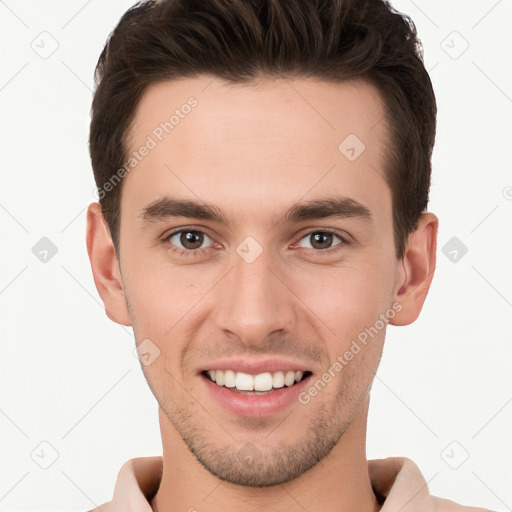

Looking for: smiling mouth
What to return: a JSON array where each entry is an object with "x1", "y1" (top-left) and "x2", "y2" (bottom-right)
[{"x1": 202, "y1": 369, "x2": 312, "y2": 394}]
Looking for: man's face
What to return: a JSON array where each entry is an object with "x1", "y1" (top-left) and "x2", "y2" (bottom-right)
[{"x1": 117, "y1": 76, "x2": 403, "y2": 485}]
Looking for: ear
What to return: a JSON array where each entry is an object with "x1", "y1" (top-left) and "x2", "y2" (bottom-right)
[
  {"x1": 389, "y1": 212, "x2": 438, "y2": 326},
  {"x1": 86, "y1": 202, "x2": 131, "y2": 326}
]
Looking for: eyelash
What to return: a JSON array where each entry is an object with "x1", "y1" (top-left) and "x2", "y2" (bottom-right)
[{"x1": 161, "y1": 228, "x2": 348, "y2": 258}]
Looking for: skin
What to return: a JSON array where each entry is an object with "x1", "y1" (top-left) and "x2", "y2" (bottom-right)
[{"x1": 86, "y1": 76, "x2": 438, "y2": 511}]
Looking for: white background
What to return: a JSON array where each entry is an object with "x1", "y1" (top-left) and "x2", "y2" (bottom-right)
[{"x1": 0, "y1": 0, "x2": 511, "y2": 510}]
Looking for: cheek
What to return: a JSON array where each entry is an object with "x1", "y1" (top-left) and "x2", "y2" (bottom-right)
[
  {"x1": 292, "y1": 257, "x2": 395, "y2": 340},
  {"x1": 307, "y1": 272, "x2": 390, "y2": 399},
  {"x1": 123, "y1": 254, "x2": 211, "y2": 329},
  {"x1": 123, "y1": 236, "x2": 397, "y2": 352}
]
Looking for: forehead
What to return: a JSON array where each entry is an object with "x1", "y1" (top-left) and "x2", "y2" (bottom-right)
[
  {"x1": 123, "y1": 75, "x2": 391, "y2": 228},
  {"x1": 129, "y1": 75, "x2": 387, "y2": 154}
]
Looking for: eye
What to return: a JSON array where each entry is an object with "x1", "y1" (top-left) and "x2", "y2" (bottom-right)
[
  {"x1": 296, "y1": 229, "x2": 345, "y2": 253},
  {"x1": 165, "y1": 229, "x2": 215, "y2": 257},
  {"x1": 162, "y1": 227, "x2": 347, "y2": 258}
]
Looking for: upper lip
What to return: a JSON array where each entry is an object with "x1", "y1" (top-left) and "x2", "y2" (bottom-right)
[{"x1": 199, "y1": 358, "x2": 311, "y2": 375}]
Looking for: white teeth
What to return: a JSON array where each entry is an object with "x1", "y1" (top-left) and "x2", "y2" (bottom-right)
[
  {"x1": 272, "y1": 371, "x2": 285, "y2": 388},
  {"x1": 215, "y1": 370, "x2": 225, "y2": 386},
  {"x1": 223, "y1": 369, "x2": 236, "y2": 388},
  {"x1": 235, "y1": 371, "x2": 254, "y2": 391},
  {"x1": 206, "y1": 369, "x2": 307, "y2": 391},
  {"x1": 284, "y1": 371, "x2": 295, "y2": 386},
  {"x1": 253, "y1": 372, "x2": 273, "y2": 391}
]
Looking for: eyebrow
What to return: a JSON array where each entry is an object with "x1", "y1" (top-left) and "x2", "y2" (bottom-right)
[{"x1": 139, "y1": 195, "x2": 373, "y2": 228}]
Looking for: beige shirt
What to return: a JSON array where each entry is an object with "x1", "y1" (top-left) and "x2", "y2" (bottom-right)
[{"x1": 90, "y1": 456, "x2": 494, "y2": 511}]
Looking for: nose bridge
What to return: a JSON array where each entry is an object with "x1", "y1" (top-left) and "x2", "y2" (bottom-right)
[{"x1": 215, "y1": 242, "x2": 296, "y2": 343}]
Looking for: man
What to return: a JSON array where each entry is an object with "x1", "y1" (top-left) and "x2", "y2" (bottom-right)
[{"x1": 85, "y1": 0, "x2": 493, "y2": 510}]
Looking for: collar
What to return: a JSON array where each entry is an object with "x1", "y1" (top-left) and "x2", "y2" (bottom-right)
[{"x1": 96, "y1": 455, "x2": 489, "y2": 512}]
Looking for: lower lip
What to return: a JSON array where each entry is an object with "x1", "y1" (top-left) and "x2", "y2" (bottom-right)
[{"x1": 201, "y1": 373, "x2": 312, "y2": 418}]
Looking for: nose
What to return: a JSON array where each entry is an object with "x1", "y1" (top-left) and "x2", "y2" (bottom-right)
[{"x1": 214, "y1": 245, "x2": 297, "y2": 347}]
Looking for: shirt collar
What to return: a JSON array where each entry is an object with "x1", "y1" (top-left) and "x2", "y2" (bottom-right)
[{"x1": 103, "y1": 455, "x2": 435, "y2": 511}]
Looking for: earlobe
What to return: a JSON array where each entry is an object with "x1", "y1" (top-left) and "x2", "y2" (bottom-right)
[
  {"x1": 389, "y1": 212, "x2": 438, "y2": 326},
  {"x1": 86, "y1": 202, "x2": 132, "y2": 326}
]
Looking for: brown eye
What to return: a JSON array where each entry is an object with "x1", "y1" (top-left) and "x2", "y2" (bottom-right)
[
  {"x1": 168, "y1": 230, "x2": 211, "y2": 251},
  {"x1": 311, "y1": 232, "x2": 333, "y2": 250},
  {"x1": 297, "y1": 230, "x2": 344, "y2": 252}
]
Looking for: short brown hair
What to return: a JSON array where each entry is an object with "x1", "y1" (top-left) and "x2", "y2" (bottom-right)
[{"x1": 89, "y1": 0, "x2": 436, "y2": 259}]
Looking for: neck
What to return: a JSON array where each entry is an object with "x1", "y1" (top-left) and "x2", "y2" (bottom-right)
[{"x1": 150, "y1": 394, "x2": 380, "y2": 512}]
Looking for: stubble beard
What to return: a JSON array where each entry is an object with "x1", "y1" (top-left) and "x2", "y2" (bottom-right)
[{"x1": 159, "y1": 387, "x2": 359, "y2": 487}]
